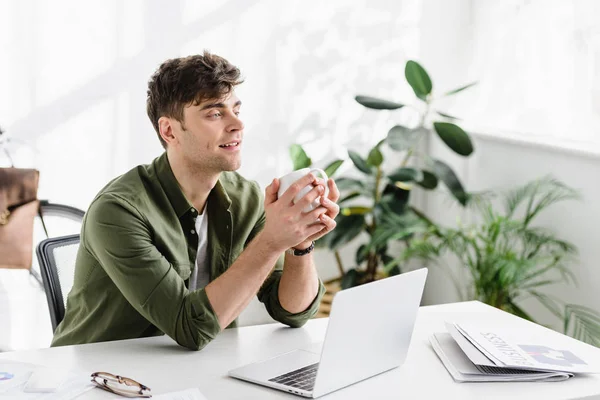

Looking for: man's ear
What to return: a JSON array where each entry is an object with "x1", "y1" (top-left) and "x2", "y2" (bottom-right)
[{"x1": 158, "y1": 117, "x2": 176, "y2": 146}]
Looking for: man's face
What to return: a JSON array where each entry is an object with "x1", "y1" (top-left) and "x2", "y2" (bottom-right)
[{"x1": 171, "y1": 92, "x2": 244, "y2": 173}]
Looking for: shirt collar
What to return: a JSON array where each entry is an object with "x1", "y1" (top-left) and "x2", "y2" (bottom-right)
[
  {"x1": 209, "y1": 179, "x2": 232, "y2": 213},
  {"x1": 154, "y1": 152, "x2": 232, "y2": 219}
]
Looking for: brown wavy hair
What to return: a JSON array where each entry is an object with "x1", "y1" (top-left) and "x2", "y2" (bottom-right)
[{"x1": 146, "y1": 50, "x2": 243, "y2": 148}]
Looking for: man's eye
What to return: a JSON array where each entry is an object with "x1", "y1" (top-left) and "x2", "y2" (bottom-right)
[
  {"x1": 210, "y1": 112, "x2": 221, "y2": 118},
  {"x1": 234, "y1": 111, "x2": 240, "y2": 116}
]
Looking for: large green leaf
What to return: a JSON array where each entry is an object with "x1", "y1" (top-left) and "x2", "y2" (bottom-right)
[
  {"x1": 328, "y1": 214, "x2": 366, "y2": 249},
  {"x1": 338, "y1": 191, "x2": 361, "y2": 205},
  {"x1": 324, "y1": 159, "x2": 344, "y2": 177},
  {"x1": 433, "y1": 122, "x2": 474, "y2": 156},
  {"x1": 377, "y1": 184, "x2": 410, "y2": 216},
  {"x1": 373, "y1": 195, "x2": 403, "y2": 225},
  {"x1": 417, "y1": 170, "x2": 438, "y2": 190},
  {"x1": 380, "y1": 252, "x2": 395, "y2": 267},
  {"x1": 436, "y1": 110, "x2": 461, "y2": 120},
  {"x1": 355, "y1": 95, "x2": 404, "y2": 110},
  {"x1": 405, "y1": 60, "x2": 432, "y2": 101},
  {"x1": 388, "y1": 167, "x2": 424, "y2": 183},
  {"x1": 433, "y1": 159, "x2": 469, "y2": 206},
  {"x1": 388, "y1": 265, "x2": 401, "y2": 276},
  {"x1": 348, "y1": 150, "x2": 373, "y2": 174},
  {"x1": 444, "y1": 81, "x2": 478, "y2": 96},
  {"x1": 387, "y1": 125, "x2": 421, "y2": 152},
  {"x1": 337, "y1": 191, "x2": 362, "y2": 206},
  {"x1": 341, "y1": 268, "x2": 364, "y2": 289},
  {"x1": 367, "y1": 146, "x2": 384, "y2": 167},
  {"x1": 315, "y1": 233, "x2": 332, "y2": 249},
  {"x1": 355, "y1": 245, "x2": 368, "y2": 265},
  {"x1": 289, "y1": 144, "x2": 312, "y2": 170},
  {"x1": 335, "y1": 178, "x2": 366, "y2": 193}
]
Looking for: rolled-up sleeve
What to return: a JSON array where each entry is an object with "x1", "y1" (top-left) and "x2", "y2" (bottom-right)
[
  {"x1": 249, "y1": 207, "x2": 325, "y2": 328},
  {"x1": 259, "y1": 267, "x2": 325, "y2": 328},
  {"x1": 84, "y1": 194, "x2": 220, "y2": 351}
]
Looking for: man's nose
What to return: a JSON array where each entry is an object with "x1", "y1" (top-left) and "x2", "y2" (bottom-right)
[{"x1": 228, "y1": 114, "x2": 244, "y2": 131}]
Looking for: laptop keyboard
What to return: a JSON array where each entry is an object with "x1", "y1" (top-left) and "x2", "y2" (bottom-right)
[{"x1": 268, "y1": 363, "x2": 319, "y2": 391}]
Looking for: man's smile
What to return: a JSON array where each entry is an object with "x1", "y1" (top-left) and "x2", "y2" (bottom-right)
[{"x1": 219, "y1": 140, "x2": 241, "y2": 151}]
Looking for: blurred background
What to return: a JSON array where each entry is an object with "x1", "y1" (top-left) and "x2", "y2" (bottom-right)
[{"x1": 1, "y1": 0, "x2": 600, "y2": 351}]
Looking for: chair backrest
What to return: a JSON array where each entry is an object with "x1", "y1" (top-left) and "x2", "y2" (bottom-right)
[{"x1": 35, "y1": 234, "x2": 80, "y2": 332}]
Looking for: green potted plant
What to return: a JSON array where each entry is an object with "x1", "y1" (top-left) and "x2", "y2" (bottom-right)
[
  {"x1": 376, "y1": 176, "x2": 600, "y2": 346},
  {"x1": 290, "y1": 60, "x2": 477, "y2": 290}
]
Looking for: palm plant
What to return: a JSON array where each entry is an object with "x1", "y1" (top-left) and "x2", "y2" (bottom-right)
[
  {"x1": 290, "y1": 60, "x2": 477, "y2": 289},
  {"x1": 376, "y1": 176, "x2": 600, "y2": 346}
]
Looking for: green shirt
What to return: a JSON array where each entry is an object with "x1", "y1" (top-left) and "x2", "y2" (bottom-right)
[{"x1": 51, "y1": 153, "x2": 325, "y2": 350}]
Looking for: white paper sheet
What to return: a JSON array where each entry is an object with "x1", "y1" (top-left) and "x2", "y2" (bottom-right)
[
  {"x1": 453, "y1": 323, "x2": 505, "y2": 366},
  {"x1": 136, "y1": 388, "x2": 208, "y2": 400},
  {"x1": 444, "y1": 322, "x2": 497, "y2": 367},
  {"x1": 0, "y1": 362, "x2": 33, "y2": 392},
  {"x1": 0, "y1": 361, "x2": 93, "y2": 399}
]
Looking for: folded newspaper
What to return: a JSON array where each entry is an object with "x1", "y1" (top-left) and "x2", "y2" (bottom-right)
[{"x1": 430, "y1": 321, "x2": 600, "y2": 382}]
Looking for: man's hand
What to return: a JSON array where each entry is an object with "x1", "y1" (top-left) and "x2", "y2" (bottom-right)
[
  {"x1": 296, "y1": 178, "x2": 340, "y2": 249},
  {"x1": 259, "y1": 173, "x2": 329, "y2": 253}
]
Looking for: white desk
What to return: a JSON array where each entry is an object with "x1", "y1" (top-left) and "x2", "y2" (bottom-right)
[{"x1": 2, "y1": 301, "x2": 599, "y2": 399}]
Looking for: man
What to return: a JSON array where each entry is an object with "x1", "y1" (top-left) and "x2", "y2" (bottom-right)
[{"x1": 52, "y1": 51, "x2": 340, "y2": 350}]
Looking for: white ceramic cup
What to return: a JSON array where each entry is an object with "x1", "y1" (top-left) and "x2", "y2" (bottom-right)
[{"x1": 277, "y1": 167, "x2": 329, "y2": 213}]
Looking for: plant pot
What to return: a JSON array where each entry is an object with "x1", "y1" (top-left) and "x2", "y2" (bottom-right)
[{"x1": 316, "y1": 279, "x2": 341, "y2": 318}]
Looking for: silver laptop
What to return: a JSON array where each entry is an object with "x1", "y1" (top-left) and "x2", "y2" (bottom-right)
[{"x1": 228, "y1": 268, "x2": 428, "y2": 398}]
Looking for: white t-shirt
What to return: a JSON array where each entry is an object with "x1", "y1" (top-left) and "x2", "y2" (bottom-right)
[{"x1": 189, "y1": 207, "x2": 210, "y2": 291}]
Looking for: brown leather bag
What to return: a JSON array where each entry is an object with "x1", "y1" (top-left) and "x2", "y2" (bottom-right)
[{"x1": 0, "y1": 168, "x2": 40, "y2": 269}]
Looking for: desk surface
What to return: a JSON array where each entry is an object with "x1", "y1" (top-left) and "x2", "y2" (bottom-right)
[{"x1": 2, "y1": 301, "x2": 599, "y2": 400}]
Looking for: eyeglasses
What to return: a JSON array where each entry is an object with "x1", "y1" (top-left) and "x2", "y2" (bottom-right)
[{"x1": 91, "y1": 372, "x2": 151, "y2": 398}]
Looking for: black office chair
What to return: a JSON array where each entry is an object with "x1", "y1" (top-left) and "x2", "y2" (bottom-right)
[
  {"x1": 28, "y1": 201, "x2": 85, "y2": 285},
  {"x1": 36, "y1": 234, "x2": 80, "y2": 331}
]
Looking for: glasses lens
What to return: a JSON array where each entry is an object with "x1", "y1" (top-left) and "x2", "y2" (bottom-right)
[
  {"x1": 91, "y1": 373, "x2": 151, "y2": 398},
  {"x1": 93, "y1": 372, "x2": 118, "y2": 382}
]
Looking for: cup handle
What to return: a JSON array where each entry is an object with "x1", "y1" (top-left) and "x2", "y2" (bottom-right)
[{"x1": 309, "y1": 168, "x2": 329, "y2": 198}]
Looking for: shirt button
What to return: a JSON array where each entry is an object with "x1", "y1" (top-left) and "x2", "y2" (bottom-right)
[
  {"x1": 191, "y1": 229, "x2": 196, "y2": 234},
  {"x1": 191, "y1": 208, "x2": 196, "y2": 213}
]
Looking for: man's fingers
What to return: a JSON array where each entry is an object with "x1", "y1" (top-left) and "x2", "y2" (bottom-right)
[
  {"x1": 280, "y1": 173, "x2": 317, "y2": 204},
  {"x1": 265, "y1": 178, "x2": 279, "y2": 205},
  {"x1": 314, "y1": 177, "x2": 327, "y2": 189},
  {"x1": 303, "y1": 205, "x2": 328, "y2": 223},
  {"x1": 293, "y1": 184, "x2": 325, "y2": 212},
  {"x1": 318, "y1": 214, "x2": 337, "y2": 232},
  {"x1": 319, "y1": 196, "x2": 340, "y2": 217},
  {"x1": 305, "y1": 221, "x2": 326, "y2": 238},
  {"x1": 307, "y1": 214, "x2": 336, "y2": 242},
  {"x1": 327, "y1": 178, "x2": 340, "y2": 202}
]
